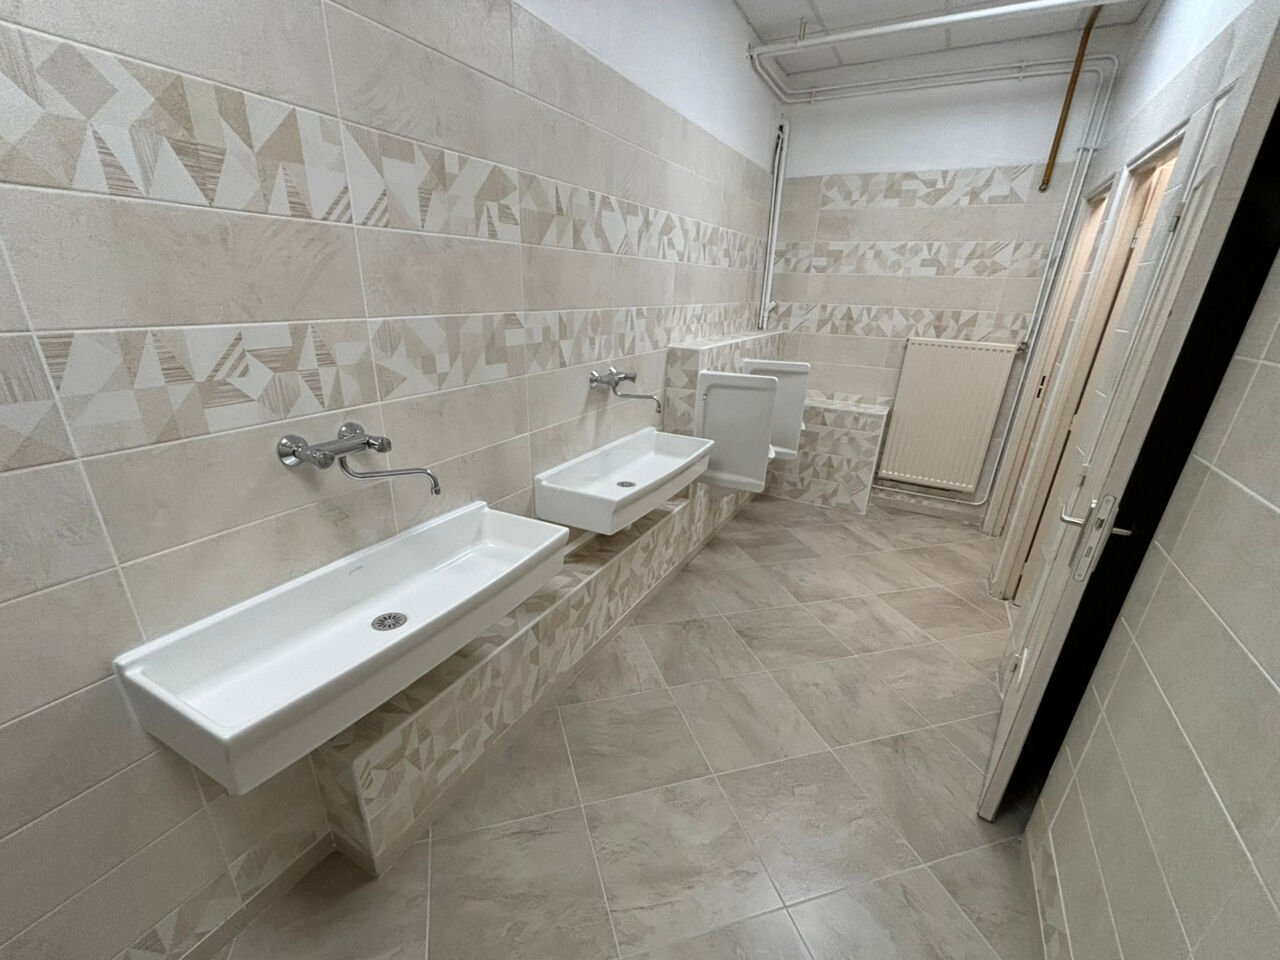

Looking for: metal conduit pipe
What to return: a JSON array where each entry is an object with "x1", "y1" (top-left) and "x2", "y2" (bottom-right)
[{"x1": 758, "y1": 121, "x2": 789, "y2": 330}]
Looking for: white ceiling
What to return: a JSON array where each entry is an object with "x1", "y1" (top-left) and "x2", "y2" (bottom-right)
[{"x1": 735, "y1": 0, "x2": 1151, "y2": 79}]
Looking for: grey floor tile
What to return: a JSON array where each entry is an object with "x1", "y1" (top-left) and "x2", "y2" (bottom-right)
[
  {"x1": 936, "y1": 713, "x2": 999, "y2": 770},
  {"x1": 898, "y1": 540, "x2": 998, "y2": 584},
  {"x1": 634, "y1": 575, "x2": 721, "y2": 624},
  {"x1": 943, "y1": 630, "x2": 1011, "y2": 685},
  {"x1": 629, "y1": 910, "x2": 808, "y2": 959},
  {"x1": 737, "y1": 496, "x2": 841, "y2": 527},
  {"x1": 835, "y1": 727, "x2": 1020, "y2": 861},
  {"x1": 724, "y1": 605, "x2": 851, "y2": 668},
  {"x1": 879, "y1": 586, "x2": 1005, "y2": 640},
  {"x1": 806, "y1": 595, "x2": 932, "y2": 653},
  {"x1": 724, "y1": 527, "x2": 820, "y2": 563},
  {"x1": 429, "y1": 808, "x2": 617, "y2": 960},
  {"x1": 930, "y1": 838, "x2": 1043, "y2": 960},
  {"x1": 232, "y1": 850, "x2": 428, "y2": 960},
  {"x1": 860, "y1": 644, "x2": 1002, "y2": 723},
  {"x1": 869, "y1": 510, "x2": 983, "y2": 549},
  {"x1": 669, "y1": 674, "x2": 827, "y2": 772},
  {"x1": 719, "y1": 753, "x2": 919, "y2": 903},
  {"x1": 684, "y1": 535, "x2": 757, "y2": 573},
  {"x1": 694, "y1": 566, "x2": 800, "y2": 615},
  {"x1": 761, "y1": 558, "x2": 872, "y2": 603},
  {"x1": 585, "y1": 778, "x2": 780, "y2": 954},
  {"x1": 639, "y1": 617, "x2": 763, "y2": 685},
  {"x1": 432, "y1": 707, "x2": 579, "y2": 837},
  {"x1": 560, "y1": 628, "x2": 666, "y2": 705},
  {"x1": 842, "y1": 551, "x2": 937, "y2": 593},
  {"x1": 772, "y1": 657, "x2": 927, "y2": 747},
  {"x1": 947, "y1": 580, "x2": 1011, "y2": 624},
  {"x1": 790, "y1": 866, "x2": 999, "y2": 960},
  {"x1": 790, "y1": 521, "x2": 895, "y2": 557},
  {"x1": 560, "y1": 690, "x2": 709, "y2": 802}
]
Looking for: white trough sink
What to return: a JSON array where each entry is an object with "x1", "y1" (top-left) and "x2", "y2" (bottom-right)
[
  {"x1": 114, "y1": 502, "x2": 569, "y2": 794},
  {"x1": 534, "y1": 427, "x2": 714, "y2": 535}
]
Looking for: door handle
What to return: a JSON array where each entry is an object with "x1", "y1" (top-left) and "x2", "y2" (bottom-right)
[{"x1": 1060, "y1": 500, "x2": 1132, "y2": 536}]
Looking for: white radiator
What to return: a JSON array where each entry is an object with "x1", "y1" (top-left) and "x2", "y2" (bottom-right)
[{"x1": 878, "y1": 338, "x2": 1019, "y2": 494}]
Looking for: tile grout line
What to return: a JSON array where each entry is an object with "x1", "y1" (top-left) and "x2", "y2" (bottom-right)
[
  {"x1": 554, "y1": 705, "x2": 625, "y2": 960},
  {"x1": 318, "y1": 0, "x2": 400, "y2": 534}
]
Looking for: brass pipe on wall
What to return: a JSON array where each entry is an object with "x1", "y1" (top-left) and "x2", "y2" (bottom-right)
[{"x1": 1040, "y1": 5, "x2": 1102, "y2": 191}]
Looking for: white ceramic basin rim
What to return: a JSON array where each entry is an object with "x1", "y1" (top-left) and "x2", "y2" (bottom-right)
[
  {"x1": 113, "y1": 501, "x2": 569, "y2": 793},
  {"x1": 533, "y1": 427, "x2": 714, "y2": 534}
]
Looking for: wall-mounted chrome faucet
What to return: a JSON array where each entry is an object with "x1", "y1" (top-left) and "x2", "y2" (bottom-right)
[
  {"x1": 277, "y1": 422, "x2": 441, "y2": 495},
  {"x1": 590, "y1": 366, "x2": 662, "y2": 413}
]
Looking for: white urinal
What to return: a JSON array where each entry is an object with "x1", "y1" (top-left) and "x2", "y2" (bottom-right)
[
  {"x1": 693, "y1": 371, "x2": 778, "y2": 493},
  {"x1": 741, "y1": 359, "x2": 811, "y2": 461}
]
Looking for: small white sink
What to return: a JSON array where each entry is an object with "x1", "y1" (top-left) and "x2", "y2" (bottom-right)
[
  {"x1": 113, "y1": 502, "x2": 568, "y2": 794},
  {"x1": 534, "y1": 427, "x2": 714, "y2": 535}
]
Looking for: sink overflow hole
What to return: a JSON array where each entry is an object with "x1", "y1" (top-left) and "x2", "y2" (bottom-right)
[
  {"x1": 616, "y1": 480, "x2": 636, "y2": 487},
  {"x1": 371, "y1": 612, "x2": 408, "y2": 631}
]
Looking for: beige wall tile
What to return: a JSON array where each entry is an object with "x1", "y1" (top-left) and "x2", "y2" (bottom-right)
[
  {"x1": 612, "y1": 80, "x2": 684, "y2": 161},
  {"x1": 1137, "y1": 565, "x2": 1280, "y2": 855},
  {"x1": 1215, "y1": 363, "x2": 1280, "y2": 505},
  {"x1": 517, "y1": 98, "x2": 616, "y2": 194},
  {"x1": 326, "y1": 4, "x2": 522, "y2": 167},
  {"x1": 511, "y1": 4, "x2": 616, "y2": 130},
  {"x1": 527, "y1": 361, "x2": 609, "y2": 431},
  {"x1": 381, "y1": 377, "x2": 528, "y2": 465},
  {"x1": 0, "y1": 751, "x2": 200, "y2": 943},
  {"x1": 1050, "y1": 782, "x2": 1123, "y2": 960},
  {"x1": 522, "y1": 247, "x2": 616, "y2": 310},
  {"x1": 0, "y1": 462, "x2": 113, "y2": 604},
  {"x1": 0, "y1": 333, "x2": 73, "y2": 471},
  {"x1": 0, "y1": 0, "x2": 337, "y2": 112},
  {"x1": 205, "y1": 759, "x2": 320, "y2": 864},
  {"x1": 777, "y1": 209, "x2": 817, "y2": 243},
  {"x1": 0, "y1": 811, "x2": 225, "y2": 960},
  {"x1": 84, "y1": 405, "x2": 384, "y2": 562},
  {"x1": 43, "y1": 321, "x2": 377, "y2": 457},
  {"x1": 615, "y1": 257, "x2": 676, "y2": 308},
  {"x1": 1173, "y1": 469, "x2": 1280, "y2": 682},
  {"x1": 0, "y1": 240, "x2": 27, "y2": 332},
  {"x1": 0, "y1": 680, "x2": 155, "y2": 837},
  {"x1": 529, "y1": 407, "x2": 610, "y2": 475},
  {"x1": 123, "y1": 483, "x2": 395, "y2": 638},
  {"x1": 1105, "y1": 651, "x2": 1250, "y2": 942},
  {"x1": 331, "y1": 0, "x2": 514, "y2": 82},
  {"x1": 0, "y1": 190, "x2": 363, "y2": 330},
  {"x1": 358, "y1": 229, "x2": 523, "y2": 317},
  {"x1": 1075, "y1": 721, "x2": 1191, "y2": 960},
  {"x1": 392, "y1": 434, "x2": 532, "y2": 528},
  {"x1": 0, "y1": 571, "x2": 141, "y2": 724}
]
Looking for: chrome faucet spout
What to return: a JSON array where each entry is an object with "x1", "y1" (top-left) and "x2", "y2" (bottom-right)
[
  {"x1": 338, "y1": 457, "x2": 441, "y2": 495},
  {"x1": 589, "y1": 366, "x2": 663, "y2": 413},
  {"x1": 277, "y1": 421, "x2": 442, "y2": 494}
]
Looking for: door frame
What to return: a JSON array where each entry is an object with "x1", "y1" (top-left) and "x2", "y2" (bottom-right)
[
  {"x1": 1003, "y1": 144, "x2": 1180, "y2": 608},
  {"x1": 978, "y1": 66, "x2": 1280, "y2": 819}
]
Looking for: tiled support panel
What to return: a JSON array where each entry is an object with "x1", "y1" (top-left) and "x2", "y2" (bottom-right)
[
  {"x1": 662, "y1": 329, "x2": 787, "y2": 434},
  {"x1": 765, "y1": 399, "x2": 888, "y2": 514},
  {"x1": 313, "y1": 484, "x2": 750, "y2": 874}
]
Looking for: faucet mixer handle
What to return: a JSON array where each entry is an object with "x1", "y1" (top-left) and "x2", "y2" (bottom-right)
[{"x1": 609, "y1": 366, "x2": 637, "y2": 383}]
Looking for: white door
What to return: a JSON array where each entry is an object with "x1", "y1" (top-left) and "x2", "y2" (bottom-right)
[{"x1": 978, "y1": 132, "x2": 1206, "y2": 818}]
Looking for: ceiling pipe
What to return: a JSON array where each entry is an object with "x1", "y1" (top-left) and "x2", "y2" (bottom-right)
[
  {"x1": 1040, "y1": 5, "x2": 1103, "y2": 190},
  {"x1": 749, "y1": 0, "x2": 1130, "y2": 103}
]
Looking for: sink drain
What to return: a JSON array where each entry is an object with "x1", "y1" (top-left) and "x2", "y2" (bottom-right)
[
  {"x1": 371, "y1": 612, "x2": 408, "y2": 631},
  {"x1": 616, "y1": 480, "x2": 636, "y2": 487}
]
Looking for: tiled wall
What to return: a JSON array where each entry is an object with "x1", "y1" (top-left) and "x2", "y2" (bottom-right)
[
  {"x1": 0, "y1": 3, "x2": 771, "y2": 958},
  {"x1": 1025, "y1": 253, "x2": 1280, "y2": 960},
  {"x1": 770, "y1": 164, "x2": 1069, "y2": 515},
  {"x1": 1022, "y1": 2, "x2": 1280, "y2": 950}
]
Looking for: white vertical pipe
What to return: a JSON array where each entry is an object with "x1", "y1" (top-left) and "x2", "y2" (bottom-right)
[{"x1": 758, "y1": 121, "x2": 789, "y2": 330}]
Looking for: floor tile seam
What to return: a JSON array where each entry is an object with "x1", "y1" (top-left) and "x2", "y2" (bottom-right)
[
  {"x1": 662, "y1": 683, "x2": 793, "y2": 921},
  {"x1": 922, "y1": 859, "x2": 1008, "y2": 960},
  {"x1": 554, "y1": 704, "x2": 626, "y2": 960},
  {"x1": 428, "y1": 800, "x2": 586, "y2": 842}
]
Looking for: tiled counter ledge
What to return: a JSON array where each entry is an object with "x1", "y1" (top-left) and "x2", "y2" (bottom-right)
[
  {"x1": 765, "y1": 398, "x2": 889, "y2": 515},
  {"x1": 662, "y1": 329, "x2": 787, "y2": 434},
  {"x1": 311, "y1": 485, "x2": 751, "y2": 874}
]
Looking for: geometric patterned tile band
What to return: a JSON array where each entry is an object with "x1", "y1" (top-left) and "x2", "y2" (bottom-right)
[
  {"x1": 39, "y1": 320, "x2": 375, "y2": 456},
  {"x1": 0, "y1": 22, "x2": 351, "y2": 221}
]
